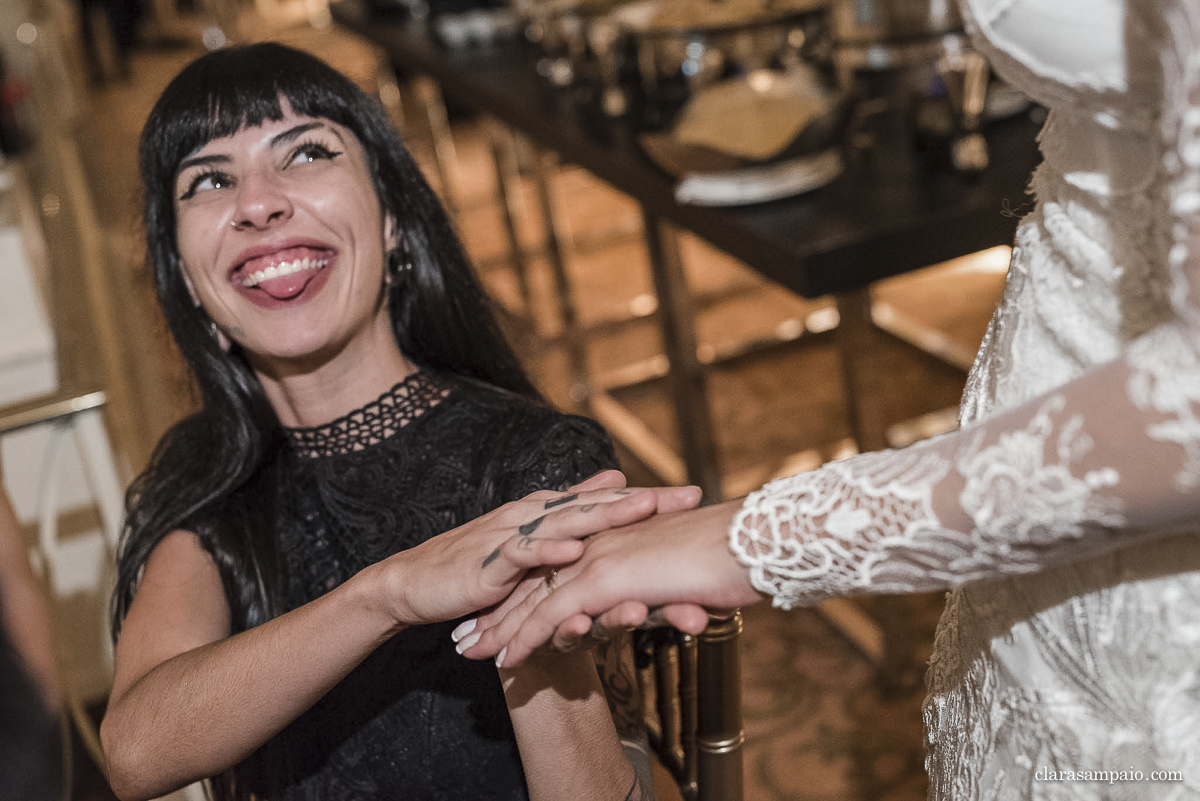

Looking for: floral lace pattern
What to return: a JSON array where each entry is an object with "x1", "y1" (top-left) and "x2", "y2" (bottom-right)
[
  {"x1": 731, "y1": 397, "x2": 1123, "y2": 610},
  {"x1": 954, "y1": 397, "x2": 1122, "y2": 552},
  {"x1": 731, "y1": 446, "x2": 950, "y2": 607},
  {"x1": 1128, "y1": 326, "x2": 1200, "y2": 490},
  {"x1": 730, "y1": 1, "x2": 1200, "y2": 796}
]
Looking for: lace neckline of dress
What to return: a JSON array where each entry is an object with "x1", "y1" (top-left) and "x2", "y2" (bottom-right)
[{"x1": 284, "y1": 371, "x2": 450, "y2": 459}]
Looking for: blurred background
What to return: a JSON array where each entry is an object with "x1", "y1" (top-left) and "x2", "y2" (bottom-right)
[{"x1": 0, "y1": 0, "x2": 1030, "y2": 797}]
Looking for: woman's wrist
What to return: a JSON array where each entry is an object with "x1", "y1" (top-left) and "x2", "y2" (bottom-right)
[{"x1": 346, "y1": 557, "x2": 412, "y2": 639}]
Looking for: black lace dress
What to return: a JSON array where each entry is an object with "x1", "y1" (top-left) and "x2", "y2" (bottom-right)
[{"x1": 244, "y1": 371, "x2": 616, "y2": 800}]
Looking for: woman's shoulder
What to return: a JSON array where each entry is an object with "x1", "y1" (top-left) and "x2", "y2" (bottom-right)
[
  {"x1": 443, "y1": 374, "x2": 607, "y2": 442},
  {"x1": 441, "y1": 375, "x2": 618, "y2": 503}
]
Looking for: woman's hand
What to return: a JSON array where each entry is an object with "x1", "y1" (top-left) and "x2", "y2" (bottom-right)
[
  {"x1": 372, "y1": 470, "x2": 704, "y2": 630},
  {"x1": 457, "y1": 497, "x2": 765, "y2": 668}
]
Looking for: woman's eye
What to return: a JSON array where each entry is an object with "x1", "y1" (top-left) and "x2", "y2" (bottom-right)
[
  {"x1": 289, "y1": 141, "x2": 342, "y2": 166},
  {"x1": 179, "y1": 170, "x2": 231, "y2": 200}
]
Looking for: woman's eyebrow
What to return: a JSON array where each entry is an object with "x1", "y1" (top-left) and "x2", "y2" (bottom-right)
[
  {"x1": 176, "y1": 152, "x2": 230, "y2": 173},
  {"x1": 271, "y1": 121, "x2": 340, "y2": 147}
]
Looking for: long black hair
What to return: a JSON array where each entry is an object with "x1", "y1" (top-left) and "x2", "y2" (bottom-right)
[{"x1": 110, "y1": 40, "x2": 539, "y2": 773}]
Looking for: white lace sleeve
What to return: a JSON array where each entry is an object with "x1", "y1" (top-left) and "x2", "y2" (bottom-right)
[{"x1": 730, "y1": 0, "x2": 1200, "y2": 611}]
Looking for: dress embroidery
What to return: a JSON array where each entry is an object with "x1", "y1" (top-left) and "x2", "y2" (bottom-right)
[
  {"x1": 731, "y1": 445, "x2": 950, "y2": 607},
  {"x1": 1128, "y1": 326, "x2": 1200, "y2": 490},
  {"x1": 955, "y1": 396, "x2": 1122, "y2": 552},
  {"x1": 730, "y1": 397, "x2": 1123, "y2": 611}
]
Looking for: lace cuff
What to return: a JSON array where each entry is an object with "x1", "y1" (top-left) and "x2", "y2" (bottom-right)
[{"x1": 728, "y1": 446, "x2": 952, "y2": 609}]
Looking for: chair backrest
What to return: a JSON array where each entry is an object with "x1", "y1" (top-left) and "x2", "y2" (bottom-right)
[
  {"x1": 634, "y1": 611, "x2": 745, "y2": 801},
  {"x1": 2, "y1": 391, "x2": 120, "y2": 798}
]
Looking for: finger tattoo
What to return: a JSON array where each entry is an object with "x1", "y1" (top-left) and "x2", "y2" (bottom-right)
[
  {"x1": 519, "y1": 515, "x2": 546, "y2": 536},
  {"x1": 516, "y1": 538, "x2": 534, "y2": 551},
  {"x1": 481, "y1": 547, "x2": 501, "y2": 569},
  {"x1": 543, "y1": 493, "x2": 578, "y2": 509},
  {"x1": 578, "y1": 503, "x2": 597, "y2": 513}
]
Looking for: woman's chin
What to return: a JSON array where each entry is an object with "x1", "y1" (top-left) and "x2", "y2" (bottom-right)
[{"x1": 243, "y1": 334, "x2": 343, "y2": 373}]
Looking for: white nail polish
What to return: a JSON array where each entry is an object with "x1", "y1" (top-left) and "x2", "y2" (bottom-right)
[
  {"x1": 495, "y1": 647, "x2": 507, "y2": 668},
  {"x1": 454, "y1": 631, "x2": 481, "y2": 655},
  {"x1": 451, "y1": 618, "x2": 477, "y2": 643}
]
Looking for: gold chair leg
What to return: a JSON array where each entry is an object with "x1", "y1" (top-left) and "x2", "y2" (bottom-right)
[
  {"x1": 695, "y1": 612, "x2": 744, "y2": 801},
  {"x1": 638, "y1": 611, "x2": 744, "y2": 801}
]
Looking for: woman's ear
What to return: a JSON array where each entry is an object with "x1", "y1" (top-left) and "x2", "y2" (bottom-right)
[{"x1": 384, "y1": 213, "x2": 400, "y2": 252}]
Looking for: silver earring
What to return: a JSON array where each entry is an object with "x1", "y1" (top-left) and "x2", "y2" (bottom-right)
[{"x1": 208, "y1": 319, "x2": 231, "y2": 352}]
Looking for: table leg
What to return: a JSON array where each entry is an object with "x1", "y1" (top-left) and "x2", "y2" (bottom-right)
[
  {"x1": 834, "y1": 289, "x2": 890, "y2": 454},
  {"x1": 641, "y1": 213, "x2": 722, "y2": 502}
]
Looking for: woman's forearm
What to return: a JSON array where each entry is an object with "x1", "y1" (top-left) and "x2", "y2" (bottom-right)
[
  {"x1": 101, "y1": 554, "x2": 400, "y2": 801},
  {"x1": 502, "y1": 650, "x2": 644, "y2": 801}
]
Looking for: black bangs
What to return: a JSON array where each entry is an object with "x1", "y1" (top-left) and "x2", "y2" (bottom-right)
[{"x1": 140, "y1": 42, "x2": 371, "y2": 191}]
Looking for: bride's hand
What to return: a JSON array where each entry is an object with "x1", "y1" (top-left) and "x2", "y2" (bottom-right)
[
  {"x1": 371, "y1": 470, "x2": 703, "y2": 629},
  {"x1": 457, "y1": 498, "x2": 762, "y2": 667},
  {"x1": 453, "y1": 595, "x2": 713, "y2": 662}
]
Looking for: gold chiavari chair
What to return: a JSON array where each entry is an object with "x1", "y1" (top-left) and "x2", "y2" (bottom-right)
[{"x1": 636, "y1": 611, "x2": 744, "y2": 801}]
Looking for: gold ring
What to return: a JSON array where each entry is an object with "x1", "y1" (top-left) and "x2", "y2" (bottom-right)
[{"x1": 545, "y1": 570, "x2": 559, "y2": 593}]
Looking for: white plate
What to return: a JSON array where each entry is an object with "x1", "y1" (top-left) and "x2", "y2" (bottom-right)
[{"x1": 673, "y1": 148, "x2": 843, "y2": 206}]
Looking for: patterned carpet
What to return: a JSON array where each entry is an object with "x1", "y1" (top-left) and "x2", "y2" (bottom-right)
[{"x1": 739, "y1": 597, "x2": 944, "y2": 801}]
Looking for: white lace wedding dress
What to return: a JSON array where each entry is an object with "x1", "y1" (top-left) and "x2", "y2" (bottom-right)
[{"x1": 730, "y1": 1, "x2": 1200, "y2": 797}]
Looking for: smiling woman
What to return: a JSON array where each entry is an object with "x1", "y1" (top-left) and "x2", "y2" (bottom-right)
[{"x1": 98, "y1": 43, "x2": 697, "y2": 801}]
